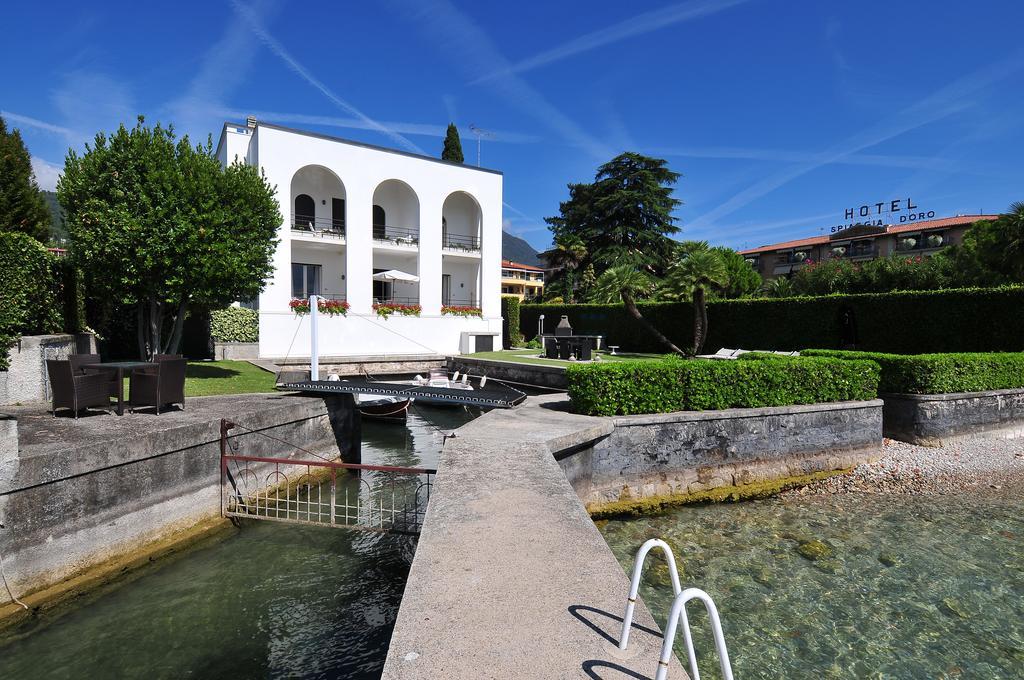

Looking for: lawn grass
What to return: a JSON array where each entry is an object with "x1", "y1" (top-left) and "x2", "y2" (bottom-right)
[
  {"x1": 466, "y1": 349, "x2": 663, "y2": 367},
  {"x1": 122, "y1": 360, "x2": 277, "y2": 398}
]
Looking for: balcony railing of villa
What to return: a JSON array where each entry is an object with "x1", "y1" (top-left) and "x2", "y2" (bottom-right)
[
  {"x1": 373, "y1": 295, "x2": 419, "y2": 305},
  {"x1": 292, "y1": 214, "x2": 345, "y2": 237},
  {"x1": 441, "y1": 297, "x2": 479, "y2": 308},
  {"x1": 373, "y1": 226, "x2": 419, "y2": 246},
  {"x1": 442, "y1": 233, "x2": 481, "y2": 251}
]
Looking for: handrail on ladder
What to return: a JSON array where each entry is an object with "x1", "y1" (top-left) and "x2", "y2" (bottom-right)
[{"x1": 619, "y1": 538, "x2": 734, "y2": 680}]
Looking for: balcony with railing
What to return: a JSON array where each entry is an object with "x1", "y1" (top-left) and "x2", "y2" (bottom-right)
[
  {"x1": 291, "y1": 214, "x2": 345, "y2": 239},
  {"x1": 442, "y1": 232, "x2": 481, "y2": 252},
  {"x1": 372, "y1": 225, "x2": 419, "y2": 248}
]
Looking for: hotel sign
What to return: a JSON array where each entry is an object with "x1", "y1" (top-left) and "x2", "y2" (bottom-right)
[{"x1": 830, "y1": 198, "x2": 935, "y2": 232}]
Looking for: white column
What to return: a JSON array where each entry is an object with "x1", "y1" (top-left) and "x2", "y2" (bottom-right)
[
  {"x1": 346, "y1": 182, "x2": 373, "y2": 314},
  {"x1": 419, "y1": 194, "x2": 443, "y2": 316},
  {"x1": 479, "y1": 187, "x2": 502, "y2": 318}
]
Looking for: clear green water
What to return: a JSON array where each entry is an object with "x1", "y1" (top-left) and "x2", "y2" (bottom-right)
[
  {"x1": 600, "y1": 492, "x2": 1024, "y2": 679},
  {"x1": 0, "y1": 405, "x2": 475, "y2": 680}
]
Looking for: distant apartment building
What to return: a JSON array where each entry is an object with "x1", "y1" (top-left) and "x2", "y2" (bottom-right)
[
  {"x1": 501, "y1": 260, "x2": 545, "y2": 300},
  {"x1": 739, "y1": 214, "x2": 997, "y2": 281},
  {"x1": 216, "y1": 118, "x2": 503, "y2": 359}
]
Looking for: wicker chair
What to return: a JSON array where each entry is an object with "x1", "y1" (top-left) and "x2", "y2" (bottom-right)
[
  {"x1": 46, "y1": 359, "x2": 113, "y2": 418},
  {"x1": 129, "y1": 358, "x2": 187, "y2": 415},
  {"x1": 68, "y1": 353, "x2": 119, "y2": 398}
]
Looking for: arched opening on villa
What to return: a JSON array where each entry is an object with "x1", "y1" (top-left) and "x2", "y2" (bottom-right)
[
  {"x1": 289, "y1": 165, "x2": 348, "y2": 302},
  {"x1": 371, "y1": 179, "x2": 421, "y2": 305},
  {"x1": 290, "y1": 165, "x2": 347, "y2": 235},
  {"x1": 440, "y1": 191, "x2": 482, "y2": 309}
]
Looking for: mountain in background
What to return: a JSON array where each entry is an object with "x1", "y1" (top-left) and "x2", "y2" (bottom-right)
[
  {"x1": 502, "y1": 231, "x2": 544, "y2": 267},
  {"x1": 41, "y1": 190, "x2": 67, "y2": 244}
]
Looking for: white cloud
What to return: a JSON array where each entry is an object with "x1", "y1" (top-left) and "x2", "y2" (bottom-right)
[
  {"x1": 649, "y1": 145, "x2": 955, "y2": 171},
  {"x1": 1, "y1": 110, "x2": 75, "y2": 139},
  {"x1": 473, "y1": 0, "x2": 752, "y2": 83},
  {"x1": 31, "y1": 157, "x2": 62, "y2": 191}
]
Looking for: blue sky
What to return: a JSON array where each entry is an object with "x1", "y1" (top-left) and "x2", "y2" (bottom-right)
[{"x1": 3, "y1": 0, "x2": 1024, "y2": 252}]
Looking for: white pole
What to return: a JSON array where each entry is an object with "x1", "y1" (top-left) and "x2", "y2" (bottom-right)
[{"x1": 309, "y1": 294, "x2": 319, "y2": 382}]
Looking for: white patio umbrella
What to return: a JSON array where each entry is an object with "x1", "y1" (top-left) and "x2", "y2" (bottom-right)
[{"x1": 372, "y1": 269, "x2": 420, "y2": 283}]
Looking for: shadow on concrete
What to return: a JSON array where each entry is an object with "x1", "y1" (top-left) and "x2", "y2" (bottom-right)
[
  {"x1": 581, "y1": 660, "x2": 652, "y2": 680},
  {"x1": 568, "y1": 604, "x2": 661, "y2": 646},
  {"x1": 538, "y1": 397, "x2": 574, "y2": 413}
]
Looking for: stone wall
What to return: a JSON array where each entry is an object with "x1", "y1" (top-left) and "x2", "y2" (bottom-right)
[
  {"x1": 0, "y1": 393, "x2": 359, "y2": 616},
  {"x1": 0, "y1": 334, "x2": 97, "y2": 406},
  {"x1": 213, "y1": 341, "x2": 260, "y2": 360},
  {"x1": 560, "y1": 399, "x2": 884, "y2": 511},
  {"x1": 448, "y1": 356, "x2": 567, "y2": 389},
  {"x1": 882, "y1": 388, "x2": 1024, "y2": 446}
]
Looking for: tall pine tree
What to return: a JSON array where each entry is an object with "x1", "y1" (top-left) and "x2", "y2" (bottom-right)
[
  {"x1": 0, "y1": 116, "x2": 52, "y2": 242},
  {"x1": 441, "y1": 123, "x2": 465, "y2": 163}
]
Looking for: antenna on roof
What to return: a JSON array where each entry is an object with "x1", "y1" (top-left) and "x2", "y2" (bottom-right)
[{"x1": 468, "y1": 124, "x2": 494, "y2": 167}]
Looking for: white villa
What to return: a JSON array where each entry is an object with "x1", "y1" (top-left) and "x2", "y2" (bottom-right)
[{"x1": 216, "y1": 118, "x2": 503, "y2": 360}]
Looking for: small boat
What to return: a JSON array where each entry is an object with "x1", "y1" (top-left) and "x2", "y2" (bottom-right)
[{"x1": 327, "y1": 374, "x2": 411, "y2": 422}]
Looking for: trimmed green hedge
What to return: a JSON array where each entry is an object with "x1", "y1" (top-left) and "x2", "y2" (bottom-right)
[
  {"x1": 801, "y1": 349, "x2": 1024, "y2": 394},
  {"x1": 566, "y1": 356, "x2": 880, "y2": 416},
  {"x1": 501, "y1": 295, "x2": 522, "y2": 349},
  {"x1": 210, "y1": 307, "x2": 259, "y2": 343},
  {"x1": 0, "y1": 232, "x2": 65, "y2": 369},
  {"x1": 522, "y1": 286, "x2": 1024, "y2": 354}
]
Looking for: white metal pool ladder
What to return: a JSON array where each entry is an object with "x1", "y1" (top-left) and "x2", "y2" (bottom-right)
[{"x1": 619, "y1": 539, "x2": 734, "y2": 680}]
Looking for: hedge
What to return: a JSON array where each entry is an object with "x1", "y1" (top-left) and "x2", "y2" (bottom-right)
[
  {"x1": 565, "y1": 356, "x2": 880, "y2": 416},
  {"x1": 522, "y1": 286, "x2": 1024, "y2": 355},
  {"x1": 801, "y1": 349, "x2": 1024, "y2": 394},
  {"x1": 501, "y1": 295, "x2": 522, "y2": 349},
  {"x1": 210, "y1": 306, "x2": 259, "y2": 343},
  {"x1": 0, "y1": 232, "x2": 65, "y2": 370}
]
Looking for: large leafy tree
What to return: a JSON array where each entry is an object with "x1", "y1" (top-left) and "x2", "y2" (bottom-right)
[
  {"x1": 441, "y1": 123, "x2": 464, "y2": 163},
  {"x1": 665, "y1": 250, "x2": 729, "y2": 355},
  {"x1": 0, "y1": 116, "x2": 51, "y2": 242},
  {"x1": 546, "y1": 152, "x2": 681, "y2": 272},
  {"x1": 59, "y1": 117, "x2": 281, "y2": 359},
  {"x1": 713, "y1": 246, "x2": 762, "y2": 298},
  {"x1": 592, "y1": 264, "x2": 685, "y2": 355}
]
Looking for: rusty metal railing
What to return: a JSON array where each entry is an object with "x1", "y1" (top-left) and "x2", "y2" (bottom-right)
[{"x1": 219, "y1": 420, "x2": 435, "y2": 535}]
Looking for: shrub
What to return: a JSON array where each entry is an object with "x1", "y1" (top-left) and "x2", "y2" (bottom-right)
[
  {"x1": 210, "y1": 307, "x2": 259, "y2": 343},
  {"x1": 565, "y1": 356, "x2": 880, "y2": 416},
  {"x1": 801, "y1": 349, "x2": 1024, "y2": 394},
  {"x1": 501, "y1": 295, "x2": 522, "y2": 348},
  {"x1": 0, "y1": 232, "x2": 64, "y2": 368},
  {"x1": 523, "y1": 286, "x2": 1024, "y2": 355}
]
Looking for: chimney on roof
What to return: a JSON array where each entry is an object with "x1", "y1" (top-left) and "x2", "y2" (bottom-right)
[{"x1": 246, "y1": 115, "x2": 257, "y2": 129}]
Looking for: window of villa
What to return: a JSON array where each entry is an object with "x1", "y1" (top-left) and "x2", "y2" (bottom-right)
[
  {"x1": 294, "y1": 194, "x2": 315, "y2": 228},
  {"x1": 291, "y1": 262, "x2": 321, "y2": 299},
  {"x1": 373, "y1": 205, "x2": 386, "y2": 239},
  {"x1": 850, "y1": 239, "x2": 874, "y2": 256},
  {"x1": 332, "y1": 198, "x2": 345, "y2": 230}
]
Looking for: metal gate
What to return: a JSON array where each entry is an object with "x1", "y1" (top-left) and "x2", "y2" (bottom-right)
[{"x1": 219, "y1": 420, "x2": 435, "y2": 535}]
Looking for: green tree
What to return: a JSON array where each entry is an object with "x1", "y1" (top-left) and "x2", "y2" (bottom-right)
[
  {"x1": 59, "y1": 117, "x2": 281, "y2": 359},
  {"x1": 0, "y1": 116, "x2": 51, "y2": 242},
  {"x1": 591, "y1": 264, "x2": 686, "y2": 355},
  {"x1": 761, "y1": 276, "x2": 795, "y2": 298},
  {"x1": 713, "y1": 247, "x2": 762, "y2": 298},
  {"x1": 577, "y1": 263, "x2": 597, "y2": 301},
  {"x1": 944, "y1": 205, "x2": 1024, "y2": 285},
  {"x1": 441, "y1": 123, "x2": 464, "y2": 163},
  {"x1": 665, "y1": 250, "x2": 729, "y2": 355},
  {"x1": 545, "y1": 152, "x2": 681, "y2": 271},
  {"x1": 544, "y1": 234, "x2": 587, "y2": 302}
]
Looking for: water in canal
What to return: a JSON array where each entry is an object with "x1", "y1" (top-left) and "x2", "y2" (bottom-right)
[
  {"x1": 600, "y1": 491, "x2": 1024, "y2": 679},
  {"x1": 0, "y1": 405, "x2": 476, "y2": 680}
]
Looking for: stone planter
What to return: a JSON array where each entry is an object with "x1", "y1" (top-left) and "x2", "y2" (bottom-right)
[{"x1": 881, "y1": 388, "x2": 1024, "y2": 446}]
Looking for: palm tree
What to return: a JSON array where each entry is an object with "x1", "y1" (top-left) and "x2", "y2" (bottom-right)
[
  {"x1": 545, "y1": 235, "x2": 587, "y2": 302},
  {"x1": 592, "y1": 265, "x2": 686, "y2": 355},
  {"x1": 762, "y1": 276, "x2": 795, "y2": 298},
  {"x1": 666, "y1": 250, "x2": 729, "y2": 355}
]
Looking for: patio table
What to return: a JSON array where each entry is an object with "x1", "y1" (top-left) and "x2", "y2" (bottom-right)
[{"x1": 81, "y1": 361, "x2": 154, "y2": 415}]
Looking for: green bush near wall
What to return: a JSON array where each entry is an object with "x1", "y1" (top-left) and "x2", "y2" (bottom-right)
[
  {"x1": 522, "y1": 286, "x2": 1024, "y2": 354},
  {"x1": 0, "y1": 232, "x2": 65, "y2": 369},
  {"x1": 801, "y1": 349, "x2": 1024, "y2": 394},
  {"x1": 565, "y1": 356, "x2": 880, "y2": 416},
  {"x1": 501, "y1": 295, "x2": 522, "y2": 349},
  {"x1": 210, "y1": 307, "x2": 259, "y2": 343}
]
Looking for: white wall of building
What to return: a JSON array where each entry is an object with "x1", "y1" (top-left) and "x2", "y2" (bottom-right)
[{"x1": 218, "y1": 122, "x2": 502, "y2": 358}]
